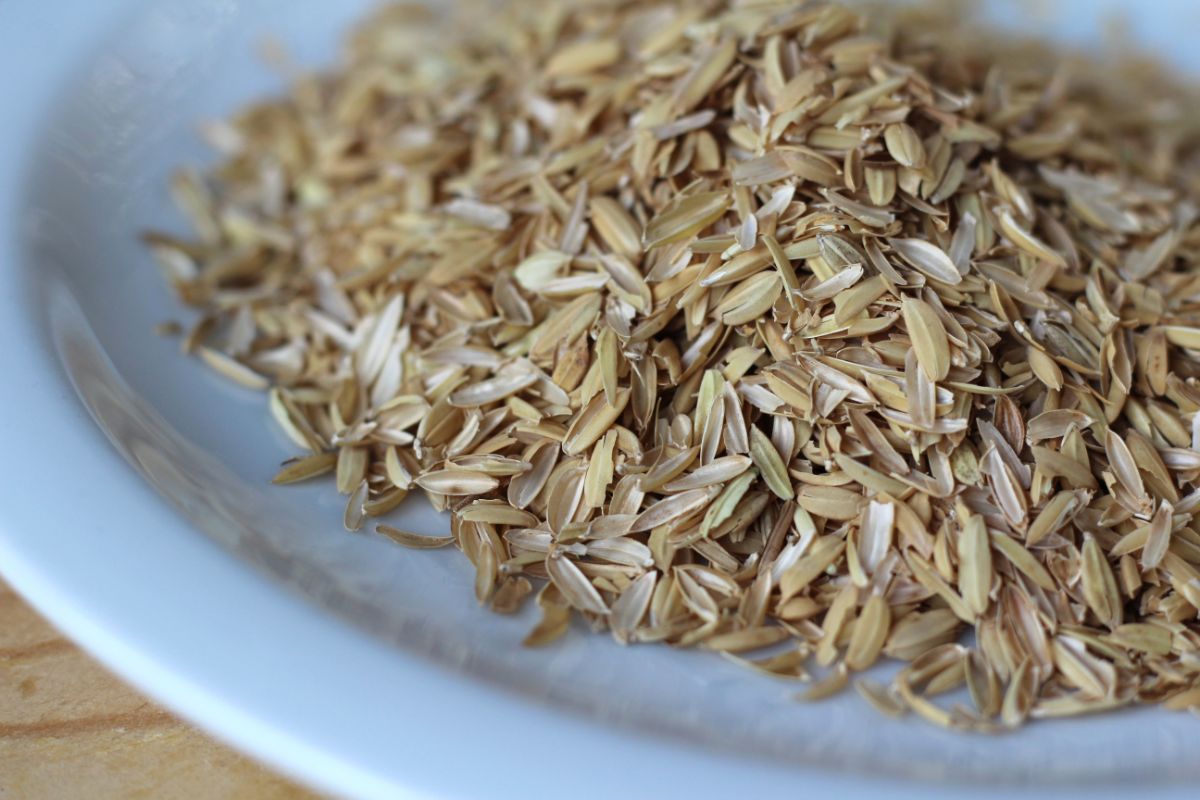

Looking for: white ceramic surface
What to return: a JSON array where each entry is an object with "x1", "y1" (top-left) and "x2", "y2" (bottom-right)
[{"x1": 1, "y1": 2, "x2": 1199, "y2": 798}]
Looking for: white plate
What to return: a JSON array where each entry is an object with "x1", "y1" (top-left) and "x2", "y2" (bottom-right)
[{"x1": 1, "y1": 2, "x2": 1199, "y2": 798}]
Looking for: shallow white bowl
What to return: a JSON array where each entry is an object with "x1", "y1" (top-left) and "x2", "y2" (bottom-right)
[{"x1": 2, "y1": 1, "x2": 1199, "y2": 798}]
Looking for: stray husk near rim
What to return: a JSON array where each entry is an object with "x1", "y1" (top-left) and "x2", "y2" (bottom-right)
[{"x1": 148, "y1": 0, "x2": 1200, "y2": 730}]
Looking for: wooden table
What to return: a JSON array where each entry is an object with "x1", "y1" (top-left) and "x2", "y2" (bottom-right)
[{"x1": 0, "y1": 581, "x2": 321, "y2": 799}]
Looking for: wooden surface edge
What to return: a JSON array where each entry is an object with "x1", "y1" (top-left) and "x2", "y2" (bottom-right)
[{"x1": 0, "y1": 580, "x2": 324, "y2": 800}]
